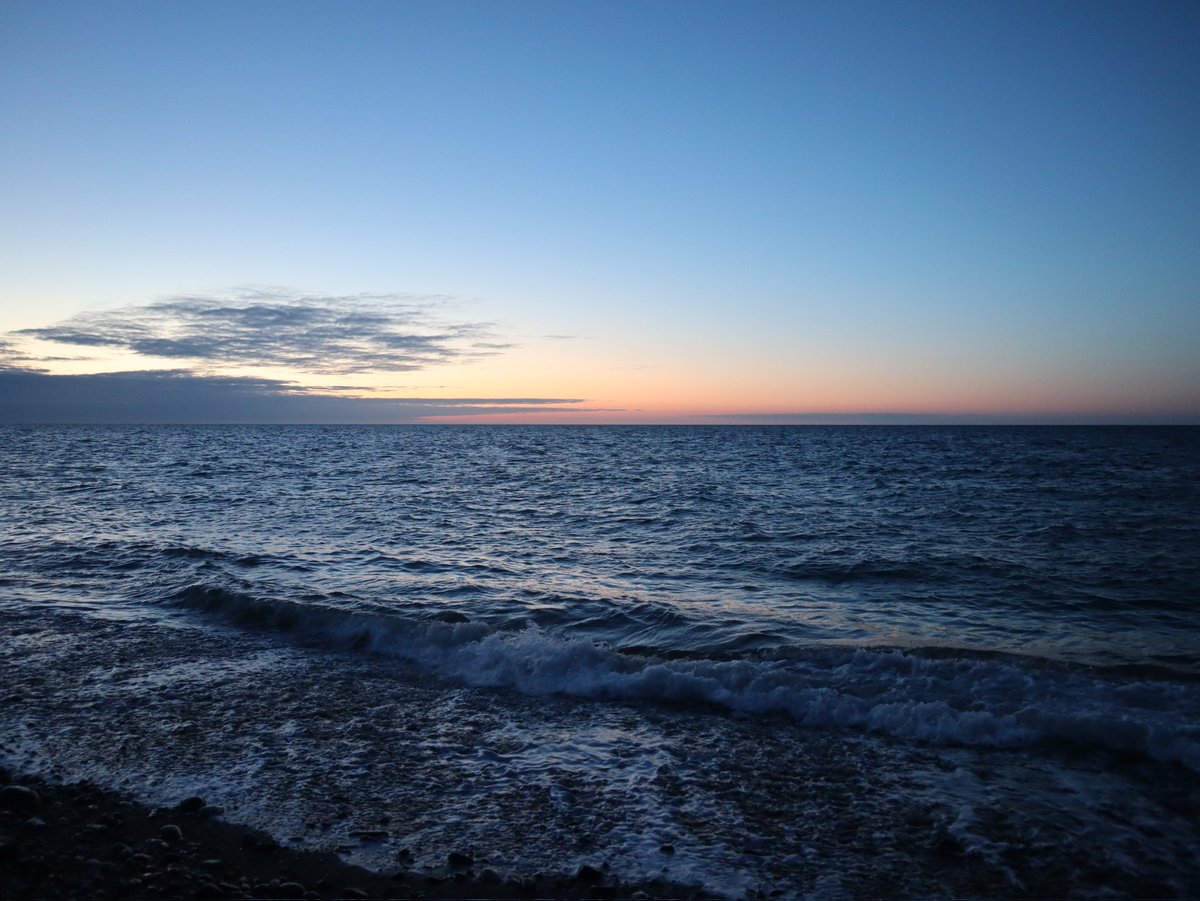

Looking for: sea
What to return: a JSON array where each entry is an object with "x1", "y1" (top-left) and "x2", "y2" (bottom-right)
[{"x1": 1, "y1": 425, "x2": 1198, "y2": 898}]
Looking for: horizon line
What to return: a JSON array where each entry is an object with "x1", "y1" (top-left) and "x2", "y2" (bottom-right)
[{"x1": 3, "y1": 420, "x2": 1197, "y2": 428}]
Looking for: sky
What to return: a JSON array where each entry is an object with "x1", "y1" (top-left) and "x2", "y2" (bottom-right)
[{"x1": 1, "y1": 0, "x2": 1198, "y2": 424}]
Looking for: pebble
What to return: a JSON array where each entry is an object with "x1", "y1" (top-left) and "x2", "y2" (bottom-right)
[
  {"x1": 575, "y1": 864, "x2": 603, "y2": 882},
  {"x1": 198, "y1": 804, "x2": 226, "y2": 818},
  {"x1": 251, "y1": 836, "x2": 281, "y2": 853},
  {"x1": 0, "y1": 784, "x2": 40, "y2": 814},
  {"x1": 0, "y1": 773, "x2": 710, "y2": 901}
]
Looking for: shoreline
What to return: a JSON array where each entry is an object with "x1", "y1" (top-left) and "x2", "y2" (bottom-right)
[{"x1": 0, "y1": 767, "x2": 714, "y2": 901}]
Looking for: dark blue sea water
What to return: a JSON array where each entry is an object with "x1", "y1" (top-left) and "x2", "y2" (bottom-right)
[{"x1": 2, "y1": 425, "x2": 1198, "y2": 897}]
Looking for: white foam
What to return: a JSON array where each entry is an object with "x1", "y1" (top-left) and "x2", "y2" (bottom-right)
[
  {"x1": 357, "y1": 618, "x2": 1200, "y2": 772},
  {"x1": 176, "y1": 588, "x2": 1200, "y2": 772}
]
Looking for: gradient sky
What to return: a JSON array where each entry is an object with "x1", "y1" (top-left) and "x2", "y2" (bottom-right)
[{"x1": 1, "y1": 0, "x2": 1198, "y2": 423}]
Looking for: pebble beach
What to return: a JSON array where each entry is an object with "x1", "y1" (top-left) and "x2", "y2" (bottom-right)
[{"x1": 0, "y1": 768, "x2": 709, "y2": 901}]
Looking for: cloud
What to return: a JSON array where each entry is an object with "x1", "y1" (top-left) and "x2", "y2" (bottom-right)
[
  {"x1": 0, "y1": 369, "x2": 604, "y2": 424},
  {"x1": 14, "y1": 289, "x2": 503, "y2": 375},
  {"x1": 0, "y1": 338, "x2": 47, "y2": 373}
]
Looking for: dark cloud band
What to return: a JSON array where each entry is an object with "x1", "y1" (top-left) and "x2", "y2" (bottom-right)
[{"x1": 0, "y1": 370, "x2": 603, "y2": 424}]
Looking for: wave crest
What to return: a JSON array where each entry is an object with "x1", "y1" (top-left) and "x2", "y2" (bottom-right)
[{"x1": 171, "y1": 584, "x2": 1200, "y2": 771}]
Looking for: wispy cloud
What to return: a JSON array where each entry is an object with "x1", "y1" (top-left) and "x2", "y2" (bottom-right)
[
  {"x1": 15, "y1": 289, "x2": 503, "y2": 375},
  {"x1": 0, "y1": 338, "x2": 46, "y2": 373}
]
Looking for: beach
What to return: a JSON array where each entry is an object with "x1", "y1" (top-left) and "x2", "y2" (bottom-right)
[{"x1": 0, "y1": 767, "x2": 716, "y2": 900}]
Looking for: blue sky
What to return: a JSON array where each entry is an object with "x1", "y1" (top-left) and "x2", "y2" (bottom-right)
[{"x1": 1, "y1": 0, "x2": 1197, "y2": 422}]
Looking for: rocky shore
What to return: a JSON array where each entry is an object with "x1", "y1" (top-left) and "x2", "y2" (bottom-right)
[{"x1": 0, "y1": 768, "x2": 713, "y2": 901}]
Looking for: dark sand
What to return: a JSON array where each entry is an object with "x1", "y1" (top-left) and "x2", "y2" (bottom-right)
[{"x1": 0, "y1": 768, "x2": 712, "y2": 901}]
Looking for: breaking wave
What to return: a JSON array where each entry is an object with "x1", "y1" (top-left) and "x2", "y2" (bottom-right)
[{"x1": 173, "y1": 584, "x2": 1200, "y2": 772}]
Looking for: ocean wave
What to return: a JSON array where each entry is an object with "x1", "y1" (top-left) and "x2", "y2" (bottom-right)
[{"x1": 171, "y1": 584, "x2": 1200, "y2": 772}]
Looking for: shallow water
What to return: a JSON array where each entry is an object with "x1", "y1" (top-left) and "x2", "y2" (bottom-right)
[{"x1": 2, "y1": 425, "x2": 1198, "y2": 896}]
